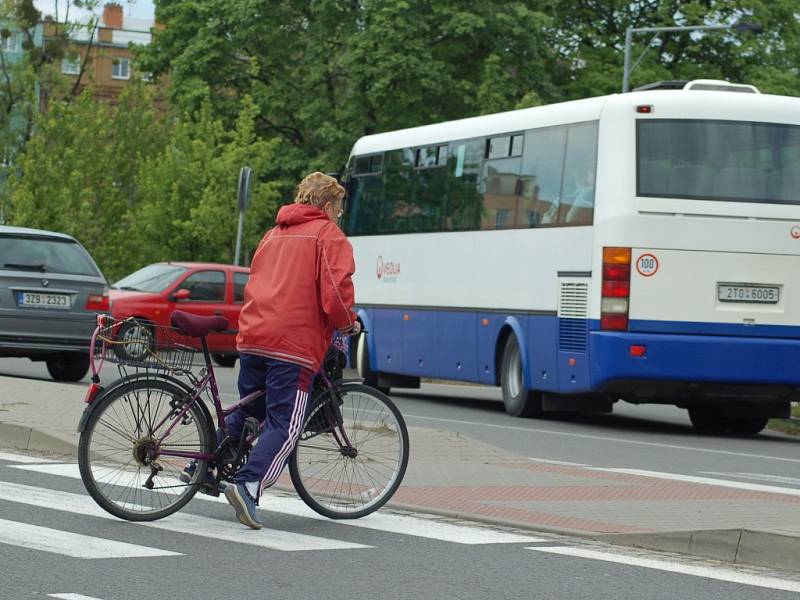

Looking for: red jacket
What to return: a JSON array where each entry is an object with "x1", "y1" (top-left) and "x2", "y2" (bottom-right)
[{"x1": 236, "y1": 203, "x2": 357, "y2": 372}]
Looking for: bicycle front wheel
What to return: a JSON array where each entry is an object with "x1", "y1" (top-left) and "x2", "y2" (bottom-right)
[
  {"x1": 289, "y1": 383, "x2": 409, "y2": 519},
  {"x1": 78, "y1": 379, "x2": 215, "y2": 521}
]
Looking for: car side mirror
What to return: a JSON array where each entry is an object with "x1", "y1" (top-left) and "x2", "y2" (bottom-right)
[{"x1": 173, "y1": 288, "x2": 191, "y2": 301}]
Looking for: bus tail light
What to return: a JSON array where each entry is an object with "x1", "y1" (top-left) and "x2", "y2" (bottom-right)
[{"x1": 601, "y1": 247, "x2": 631, "y2": 331}]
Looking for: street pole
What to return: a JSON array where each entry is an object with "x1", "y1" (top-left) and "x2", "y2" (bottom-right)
[
  {"x1": 235, "y1": 166, "x2": 252, "y2": 266},
  {"x1": 621, "y1": 22, "x2": 763, "y2": 93},
  {"x1": 234, "y1": 210, "x2": 245, "y2": 266}
]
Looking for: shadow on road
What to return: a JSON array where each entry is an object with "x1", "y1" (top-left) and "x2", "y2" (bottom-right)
[{"x1": 392, "y1": 388, "x2": 800, "y2": 445}]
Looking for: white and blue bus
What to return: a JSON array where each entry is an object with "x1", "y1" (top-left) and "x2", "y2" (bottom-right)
[{"x1": 341, "y1": 79, "x2": 800, "y2": 434}]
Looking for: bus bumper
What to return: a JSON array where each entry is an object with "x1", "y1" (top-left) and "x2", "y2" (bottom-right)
[{"x1": 589, "y1": 331, "x2": 800, "y2": 401}]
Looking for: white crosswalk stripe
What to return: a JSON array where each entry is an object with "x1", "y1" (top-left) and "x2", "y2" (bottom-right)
[
  {"x1": 527, "y1": 546, "x2": 800, "y2": 594},
  {"x1": 0, "y1": 481, "x2": 370, "y2": 552},
  {"x1": 9, "y1": 461, "x2": 545, "y2": 544},
  {"x1": 0, "y1": 518, "x2": 181, "y2": 559}
]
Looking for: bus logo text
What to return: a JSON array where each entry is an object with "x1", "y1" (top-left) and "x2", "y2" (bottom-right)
[{"x1": 376, "y1": 256, "x2": 401, "y2": 282}]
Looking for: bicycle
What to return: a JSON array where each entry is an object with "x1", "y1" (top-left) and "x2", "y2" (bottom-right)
[{"x1": 77, "y1": 310, "x2": 409, "y2": 522}]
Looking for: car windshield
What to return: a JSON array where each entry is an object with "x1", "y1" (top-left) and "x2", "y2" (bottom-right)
[
  {"x1": 0, "y1": 234, "x2": 100, "y2": 276},
  {"x1": 113, "y1": 264, "x2": 188, "y2": 292}
]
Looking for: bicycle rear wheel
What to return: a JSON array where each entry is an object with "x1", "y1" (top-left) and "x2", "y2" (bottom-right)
[
  {"x1": 289, "y1": 383, "x2": 409, "y2": 519},
  {"x1": 78, "y1": 379, "x2": 215, "y2": 521}
]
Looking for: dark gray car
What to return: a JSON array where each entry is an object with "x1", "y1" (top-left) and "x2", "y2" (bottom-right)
[{"x1": 0, "y1": 226, "x2": 108, "y2": 381}]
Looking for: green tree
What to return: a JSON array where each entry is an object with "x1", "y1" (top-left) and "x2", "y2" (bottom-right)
[
  {"x1": 8, "y1": 82, "x2": 168, "y2": 279},
  {"x1": 132, "y1": 95, "x2": 280, "y2": 270},
  {"x1": 547, "y1": 0, "x2": 800, "y2": 99},
  {"x1": 137, "y1": 0, "x2": 555, "y2": 186}
]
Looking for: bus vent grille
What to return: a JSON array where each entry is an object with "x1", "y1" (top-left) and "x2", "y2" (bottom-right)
[{"x1": 558, "y1": 281, "x2": 588, "y2": 352}]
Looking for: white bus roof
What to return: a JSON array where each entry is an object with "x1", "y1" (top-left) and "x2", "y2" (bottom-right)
[
  {"x1": 350, "y1": 86, "x2": 800, "y2": 157},
  {"x1": 350, "y1": 96, "x2": 609, "y2": 156}
]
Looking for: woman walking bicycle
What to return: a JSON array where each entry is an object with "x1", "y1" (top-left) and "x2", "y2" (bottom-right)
[{"x1": 77, "y1": 172, "x2": 408, "y2": 528}]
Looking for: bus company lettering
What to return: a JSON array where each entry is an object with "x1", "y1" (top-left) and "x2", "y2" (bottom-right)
[{"x1": 376, "y1": 256, "x2": 400, "y2": 282}]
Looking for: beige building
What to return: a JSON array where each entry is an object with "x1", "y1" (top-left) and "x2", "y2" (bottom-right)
[{"x1": 44, "y1": 2, "x2": 156, "y2": 105}]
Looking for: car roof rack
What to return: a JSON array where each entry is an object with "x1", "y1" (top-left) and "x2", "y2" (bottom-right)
[{"x1": 633, "y1": 79, "x2": 760, "y2": 94}]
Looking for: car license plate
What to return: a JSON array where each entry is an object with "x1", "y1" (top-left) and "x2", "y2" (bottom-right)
[
  {"x1": 717, "y1": 284, "x2": 779, "y2": 304},
  {"x1": 17, "y1": 291, "x2": 71, "y2": 309}
]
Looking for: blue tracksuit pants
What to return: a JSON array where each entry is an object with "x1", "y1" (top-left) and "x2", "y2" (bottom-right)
[{"x1": 224, "y1": 353, "x2": 313, "y2": 498}]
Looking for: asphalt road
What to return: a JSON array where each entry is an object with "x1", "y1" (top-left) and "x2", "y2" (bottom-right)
[
  {"x1": 2, "y1": 357, "x2": 798, "y2": 498},
  {"x1": 2, "y1": 452, "x2": 799, "y2": 600}
]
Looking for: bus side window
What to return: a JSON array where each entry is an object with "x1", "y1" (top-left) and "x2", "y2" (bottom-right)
[
  {"x1": 383, "y1": 149, "x2": 417, "y2": 233},
  {"x1": 346, "y1": 154, "x2": 384, "y2": 235},
  {"x1": 520, "y1": 125, "x2": 567, "y2": 226},
  {"x1": 560, "y1": 121, "x2": 598, "y2": 225},
  {"x1": 445, "y1": 138, "x2": 484, "y2": 231}
]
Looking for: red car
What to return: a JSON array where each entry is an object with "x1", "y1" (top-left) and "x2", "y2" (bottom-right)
[{"x1": 109, "y1": 262, "x2": 250, "y2": 367}]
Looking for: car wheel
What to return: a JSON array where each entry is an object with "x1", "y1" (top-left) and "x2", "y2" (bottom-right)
[
  {"x1": 500, "y1": 335, "x2": 543, "y2": 418},
  {"x1": 46, "y1": 353, "x2": 89, "y2": 382},
  {"x1": 212, "y1": 353, "x2": 237, "y2": 368},
  {"x1": 113, "y1": 319, "x2": 154, "y2": 362}
]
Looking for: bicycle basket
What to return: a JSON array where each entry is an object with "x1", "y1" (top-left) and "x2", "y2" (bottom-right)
[{"x1": 94, "y1": 316, "x2": 199, "y2": 374}]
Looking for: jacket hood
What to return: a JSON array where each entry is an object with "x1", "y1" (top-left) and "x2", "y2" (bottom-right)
[{"x1": 276, "y1": 203, "x2": 329, "y2": 227}]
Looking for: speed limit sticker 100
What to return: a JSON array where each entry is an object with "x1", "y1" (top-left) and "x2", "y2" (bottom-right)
[{"x1": 636, "y1": 253, "x2": 659, "y2": 277}]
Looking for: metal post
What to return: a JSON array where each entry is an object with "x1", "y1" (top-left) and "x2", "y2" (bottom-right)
[
  {"x1": 620, "y1": 22, "x2": 761, "y2": 93},
  {"x1": 234, "y1": 166, "x2": 252, "y2": 267},
  {"x1": 622, "y1": 28, "x2": 633, "y2": 93},
  {"x1": 234, "y1": 210, "x2": 245, "y2": 266}
]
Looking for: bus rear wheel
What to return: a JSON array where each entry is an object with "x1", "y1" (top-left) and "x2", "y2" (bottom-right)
[
  {"x1": 721, "y1": 416, "x2": 768, "y2": 435},
  {"x1": 500, "y1": 335, "x2": 543, "y2": 418},
  {"x1": 357, "y1": 331, "x2": 390, "y2": 395}
]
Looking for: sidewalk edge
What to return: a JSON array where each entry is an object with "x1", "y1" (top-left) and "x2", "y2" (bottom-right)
[
  {"x1": 593, "y1": 529, "x2": 800, "y2": 572},
  {"x1": 0, "y1": 423, "x2": 77, "y2": 457},
  {"x1": 385, "y1": 500, "x2": 800, "y2": 572}
]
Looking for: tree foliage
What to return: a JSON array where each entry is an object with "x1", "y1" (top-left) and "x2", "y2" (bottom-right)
[
  {"x1": 137, "y1": 0, "x2": 556, "y2": 180},
  {"x1": 548, "y1": 0, "x2": 800, "y2": 98},
  {"x1": 9, "y1": 85, "x2": 279, "y2": 281}
]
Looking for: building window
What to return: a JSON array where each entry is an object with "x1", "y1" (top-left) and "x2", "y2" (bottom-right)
[
  {"x1": 61, "y1": 58, "x2": 80, "y2": 75},
  {"x1": 141, "y1": 71, "x2": 153, "y2": 82},
  {"x1": 1, "y1": 34, "x2": 21, "y2": 53},
  {"x1": 112, "y1": 58, "x2": 130, "y2": 80}
]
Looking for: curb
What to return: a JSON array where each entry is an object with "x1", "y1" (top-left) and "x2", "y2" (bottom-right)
[
  {"x1": 593, "y1": 529, "x2": 800, "y2": 573},
  {"x1": 0, "y1": 422, "x2": 77, "y2": 457},
  {"x1": 384, "y1": 502, "x2": 800, "y2": 573}
]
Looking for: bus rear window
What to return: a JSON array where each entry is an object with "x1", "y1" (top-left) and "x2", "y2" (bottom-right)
[{"x1": 637, "y1": 119, "x2": 800, "y2": 205}]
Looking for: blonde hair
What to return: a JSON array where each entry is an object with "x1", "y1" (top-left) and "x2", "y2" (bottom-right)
[{"x1": 294, "y1": 172, "x2": 345, "y2": 208}]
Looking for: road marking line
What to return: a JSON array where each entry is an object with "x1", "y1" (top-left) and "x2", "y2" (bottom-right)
[
  {"x1": 0, "y1": 518, "x2": 181, "y2": 559},
  {"x1": 11, "y1": 463, "x2": 545, "y2": 544},
  {"x1": 49, "y1": 594, "x2": 107, "y2": 600},
  {"x1": 0, "y1": 452, "x2": 61, "y2": 464},
  {"x1": 526, "y1": 546, "x2": 800, "y2": 593},
  {"x1": 588, "y1": 468, "x2": 800, "y2": 497},
  {"x1": 527, "y1": 457, "x2": 588, "y2": 467},
  {"x1": 701, "y1": 472, "x2": 800, "y2": 487},
  {"x1": 0, "y1": 481, "x2": 370, "y2": 552},
  {"x1": 400, "y1": 413, "x2": 800, "y2": 464}
]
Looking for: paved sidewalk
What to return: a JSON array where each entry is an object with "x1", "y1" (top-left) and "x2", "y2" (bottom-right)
[{"x1": 1, "y1": 374, "x2": 798, "y2": 571}]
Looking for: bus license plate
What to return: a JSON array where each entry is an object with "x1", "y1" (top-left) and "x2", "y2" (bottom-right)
[
  {"x1": 717, "y1": 284, "x2": 779, "y2": 304},
  {"x1": 17, "y1": 291, "x2": 71, "y2": 309}
]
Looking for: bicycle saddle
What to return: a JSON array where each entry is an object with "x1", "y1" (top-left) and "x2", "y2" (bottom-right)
[{"x1": 170, "y1": 310, "x2": 229, "y2": 338}]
